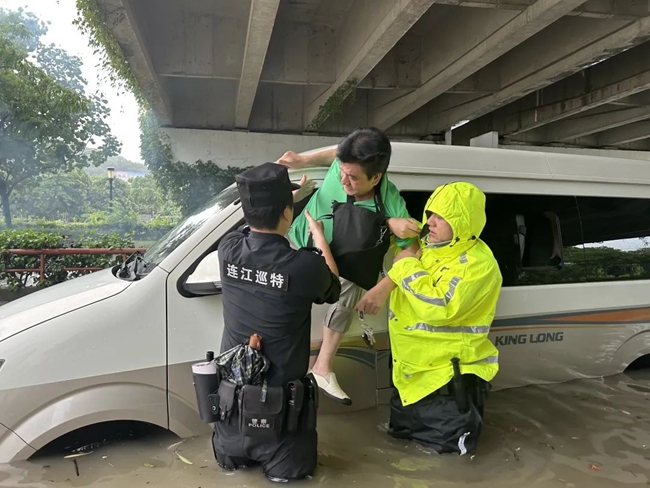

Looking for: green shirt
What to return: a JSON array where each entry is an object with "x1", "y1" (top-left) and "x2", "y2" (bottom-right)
[{"x1": 288, "y1": 159, "x2": 415, "y2": 249}]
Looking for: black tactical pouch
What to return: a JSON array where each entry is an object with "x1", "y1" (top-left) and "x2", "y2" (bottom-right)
[
  {"x1": 302, "y1": 374, "x2": 318, "y2": 431},
  {"x1": 286, "y1": 380, "x2": 304, "y2": 433},
  {"x1": 207, "y1": 393, "x2": 220, "y2": 419},
  {"x1": 215, "y1": 380, "x2": 238, "y2": 422},
  {"x1": 240, "y1": 384, "x2": 285, "y2": 439}
]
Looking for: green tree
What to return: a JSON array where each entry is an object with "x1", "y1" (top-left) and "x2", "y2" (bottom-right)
[
  {"x1": 140, "y1": 110, "x2": 247, "y2": 215},
  {"x1": 9, "y1": 168, "x2": 180, "y2": 225},
  {"x1": 129, "y1": 174, "x2": 163, "y2": 216},
  {"x1": 86, "y1": 175, "x2": 130, "y2": 214},
  {"x1": 11, "y1": 170, "x2": 92, "y2": 221},
  {"x1": 0, "y1": 8, "x2": 119, "y2": 227}
]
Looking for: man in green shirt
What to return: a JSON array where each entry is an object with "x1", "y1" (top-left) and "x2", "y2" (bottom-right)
[{"x1": 278, "y1": 127, "x2": 420, "y2": 404}]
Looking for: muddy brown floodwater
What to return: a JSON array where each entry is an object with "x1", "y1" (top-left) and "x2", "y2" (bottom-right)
[{"x1": 4, "y1": 371, "x2": 650, "y2": 488}]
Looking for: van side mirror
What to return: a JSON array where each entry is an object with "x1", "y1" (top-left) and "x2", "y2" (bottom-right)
[{"x1": 184, "y1": 250, "x2": 222, "y2": 295}]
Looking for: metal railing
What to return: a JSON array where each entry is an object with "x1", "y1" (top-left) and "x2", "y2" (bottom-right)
[{"x1": 2, "y1": 248, "x2": 148, "y2": 282}]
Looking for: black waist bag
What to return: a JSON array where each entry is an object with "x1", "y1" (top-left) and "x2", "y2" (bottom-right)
[
  {"x1": 326, "y1": 191, "x2": 390, "y2": 291},
  {"x1": 240, "y1": 384, "x2": 285, "y2": 439}
]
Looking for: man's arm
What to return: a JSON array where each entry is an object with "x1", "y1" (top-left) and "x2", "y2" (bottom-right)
[
  {"x1": 217, "y1": 226, "x2": 245, "y2": 256},
  {"x1": 277, "y1": 148, "x2": 337, "y2": 169},
  {"x1": 385, "y1": 256, "x2": 467, "y2": 325},
  {"x1": 354, "y1": 276, "x2": 396, "y2": 315},
  {"x1": 312, "y1": 258, "x2": 342, "y2": 305},
  {"x1": 303, "y1": 209, "x2": 341, "y2": 304},
  {"x1": 404, "y1": 240, "x2": 420, "y2": 254},
  {"x1": 383, "y1": 180, "x2": 420, "y2": 246},
  {"x1": 387, "y1": 218, "x2": 421, "y2": 240},
  {"x1": 292, "y1": 174, "x2": 317, "y2": 204},
  {"x1": 354, "y1": 247, "x2": 418, "y2": 315},
  {"x1": 305, "y1": 210, "x2": 338, "y2": 277}
]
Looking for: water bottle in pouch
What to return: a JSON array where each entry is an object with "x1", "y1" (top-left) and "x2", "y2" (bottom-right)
[{"x1": 192, "y1": 351, "x2": 221, "y2": 423}]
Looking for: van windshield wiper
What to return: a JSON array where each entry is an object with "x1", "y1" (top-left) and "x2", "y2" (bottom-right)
[{"x1": 116, "y1": 252, "x2": 152, "y2": 281}]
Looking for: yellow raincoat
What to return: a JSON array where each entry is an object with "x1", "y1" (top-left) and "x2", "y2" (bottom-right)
[{"x1": 387, "y1": 182, "x2": 503, "y2": 406}]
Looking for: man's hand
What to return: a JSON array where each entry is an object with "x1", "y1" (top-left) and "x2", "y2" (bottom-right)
[
  {"x1": 305, "y1": 210, "x2": 339, "y2": 276},
  {"x1": 276, "y1": 151, "x2": 306, "y2": 169},
  {"x1": 293, "y1": 174, "x2": 316, "y2": 203},
  {"x1": 355, "y1": 278, "x2": 396, "y2": 315},
  {"x1": 387, "y1": 217, "x2": 421, "y2": 239},
  {"x1": 305, "y1": 210, "x2": 324, "y2": 239},
  {"x1": 394, "y1": 248, "x2": 422, "y2": 264}
]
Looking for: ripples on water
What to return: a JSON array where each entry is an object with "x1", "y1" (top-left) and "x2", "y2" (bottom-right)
[{"x1": 4, "y1": 371, "x2": 650, "y2": 488}]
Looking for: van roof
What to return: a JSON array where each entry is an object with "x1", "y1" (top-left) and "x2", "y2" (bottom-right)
[{"x1": 306, "y1": 142, "x2": 650, "y2": 185}]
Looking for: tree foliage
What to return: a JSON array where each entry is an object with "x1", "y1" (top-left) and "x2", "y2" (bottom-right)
[
  {"x1": 139, "y1": 110, "x2": 248, "y2": 215},
  {"x1": 74, "y1": 0, "x2": 144, "y2": 103},
  {"x1": 0, "y1": 8, "x2": 119, "y2": 227},
  {"x1": 10, "y1": 170, "x2": 180, "y2": 224},
  {"x1": 74, "y1": 3, "x2": 249, "y2": 215}
]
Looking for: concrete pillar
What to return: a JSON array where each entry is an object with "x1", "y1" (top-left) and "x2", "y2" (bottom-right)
[{"x1": 470, "y1": 131, "x2": 499, "y2": 148}]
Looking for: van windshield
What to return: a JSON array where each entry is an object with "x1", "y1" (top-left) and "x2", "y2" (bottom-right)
[{"x1": 143, "y1": 185, "x2": 240, "y2": 268}]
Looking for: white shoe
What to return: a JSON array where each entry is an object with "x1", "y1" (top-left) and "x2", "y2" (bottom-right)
[{"x1": 309, "y1": 371, "x2": 352, "y2": 405}]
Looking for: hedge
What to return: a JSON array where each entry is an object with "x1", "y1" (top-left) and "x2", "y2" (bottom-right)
[
  {"x1": 0, "y1": 229, "x2": 140, "y2": 291},
  {"x1": 1, "y1": 220, "x2": 174, "y2": 241}
]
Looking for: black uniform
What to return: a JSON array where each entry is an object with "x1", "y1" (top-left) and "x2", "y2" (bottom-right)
[
  {"x1": 219, "y1": 228, "x2": 341, "y2": 384},
  {"x1": 212, "y1": 221, "x2": 340, "y2": 479}
]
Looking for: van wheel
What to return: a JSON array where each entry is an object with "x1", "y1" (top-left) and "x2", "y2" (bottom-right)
[
  {"x1": 625, "y1": 354, "x2": 650, "y2": 371},
  {"x1": 30, "y1": 420, "x2": 177, "y2": 459}
]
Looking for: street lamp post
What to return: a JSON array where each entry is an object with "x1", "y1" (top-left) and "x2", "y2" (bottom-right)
[{"x1": 107, "y1": 167, "x2": 115, "y2": 210}]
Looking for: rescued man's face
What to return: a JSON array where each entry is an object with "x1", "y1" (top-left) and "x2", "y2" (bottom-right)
[
  {"x1": 339, "y1": 161, "x2": 381, "y2": 197},
  {"x1": 427, "y1": 212, "x2": 453, "y2": 243}
]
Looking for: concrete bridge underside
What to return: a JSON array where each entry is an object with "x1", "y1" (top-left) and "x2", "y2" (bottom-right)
[{"x1": 99, "y1": 0, "x2": 650, "y2": 153}]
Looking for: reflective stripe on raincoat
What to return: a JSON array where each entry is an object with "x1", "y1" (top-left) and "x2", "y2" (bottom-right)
[{"x1": 387, "y1": 182, "x2": 503, "y2": 406}]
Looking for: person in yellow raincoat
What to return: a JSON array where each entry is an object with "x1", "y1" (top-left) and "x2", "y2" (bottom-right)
[{"x1": 355, "y1": 182, "x2": 503, "y2": 454}]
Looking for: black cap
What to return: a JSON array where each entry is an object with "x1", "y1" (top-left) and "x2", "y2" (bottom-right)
[{"x1": 235, "y1": 163, "x2": 300, "y2": 208}]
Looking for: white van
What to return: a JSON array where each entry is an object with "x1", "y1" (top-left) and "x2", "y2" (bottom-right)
[{"x1": 1, "y1": 143, "x2": 649, "y2": 463}]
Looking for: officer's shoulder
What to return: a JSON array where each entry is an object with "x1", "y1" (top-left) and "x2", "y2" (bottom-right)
[
  {"x1": 218, "y1": 227, "x2": 247, "y2": 250},
  {"x1": 298, "y1": 246, "x2": 323, "y2": 256},
  {"x1": 295, "y1": 246, "x2": 326, "y2": 265}
]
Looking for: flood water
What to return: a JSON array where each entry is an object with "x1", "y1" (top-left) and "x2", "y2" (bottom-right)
[{"x1": 4, "y1": 371, "x2": 650, "y2": 488}]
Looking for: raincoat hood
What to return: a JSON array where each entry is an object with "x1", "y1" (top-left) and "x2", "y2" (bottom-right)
[{"x1": 422, "y1": 182, "x2": 486, "y2": 248}]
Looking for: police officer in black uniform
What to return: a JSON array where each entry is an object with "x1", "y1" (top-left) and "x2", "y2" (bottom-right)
[{"x1": 212, "y1": 162, "x2": 341, "y2": 482}]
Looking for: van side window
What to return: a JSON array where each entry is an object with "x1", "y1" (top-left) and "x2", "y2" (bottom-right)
[
  {"x1": 400, "y1": 191, "x2": 586, "y2": 287},
  {"x1": 577, "y1": 196, "x2": 650, "y2": 283},
  {"x1": 483, "y1": 194, "x2": 585, "y2": 287}
]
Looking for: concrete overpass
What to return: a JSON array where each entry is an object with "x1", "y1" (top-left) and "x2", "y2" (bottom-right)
[{"x1": 98, "y1": 0, "x2": 650, "y2": 160}]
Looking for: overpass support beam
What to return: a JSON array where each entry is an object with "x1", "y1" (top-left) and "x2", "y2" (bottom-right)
[
  {"x1": 595, "y1": 120, "x2": 650, "y2": 146},
  {"x1": 97, "y1": 0, "x2": 172, "y2": 124},
  {"x1": 494, "y1": 43, "x2": 650, "y2": 137},
  {"x1": 304, "y1": 0, "x2": 436, "y2": 130},
  {"x1": 235, "y1": 0, "x2": 281, "y2": 129},
  {"x1": 518, "y1": 105, "x2": 650, "y2": 143},
  {"x1": 435, "y1": 0, "x2": 650, "y2": 19},
  {"x1": 429, "y1": 15, "x2": 650, "y2": 135},
  {"x1": 370, "y1": 0, "x2": 585, "y2": 130}
]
